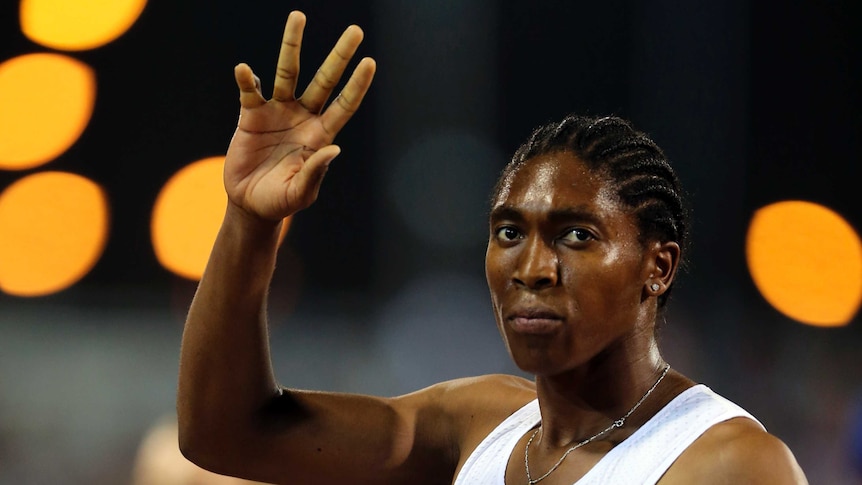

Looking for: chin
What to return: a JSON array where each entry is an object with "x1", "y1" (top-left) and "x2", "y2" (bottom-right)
[{"x1": 508, "y1": 347, "x2": 567, "y2": 377}]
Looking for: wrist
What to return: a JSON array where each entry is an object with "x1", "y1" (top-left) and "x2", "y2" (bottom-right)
[{"x1": 224, "y1": 202, "x2": 284, "y2": 241}]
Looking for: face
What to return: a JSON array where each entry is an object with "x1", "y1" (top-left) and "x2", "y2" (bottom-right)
[{"x1": 486, "y1": 152, "x2": 660, "y2": 376}]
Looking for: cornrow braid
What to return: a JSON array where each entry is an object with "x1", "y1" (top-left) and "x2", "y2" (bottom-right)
[{"x1": 493, "y1": 114, "x2": 689, "y2": 308}]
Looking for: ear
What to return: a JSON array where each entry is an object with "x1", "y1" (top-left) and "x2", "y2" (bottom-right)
[{"x1": 643, "y1": 241, "x2": 681, "y2": 297}]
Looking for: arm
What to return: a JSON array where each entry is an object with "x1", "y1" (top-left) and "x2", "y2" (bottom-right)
[{"x1": 176, "y1": 11, "x2": 454, "y2": 484}]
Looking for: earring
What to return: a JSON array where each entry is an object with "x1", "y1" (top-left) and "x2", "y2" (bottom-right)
[{"x1": 650, "y1": 283, "x2": 660, "y2": 292}]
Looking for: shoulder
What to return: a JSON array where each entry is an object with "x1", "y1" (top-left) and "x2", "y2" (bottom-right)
[
  {"x1": 387, "y1": 374, "x2": 535, "y2": 428},
  {"x1": 664, "y1": 417, "x2": 808, "y2": 484},
  {"x1": 435, "y1": 373, "x2": 536, "y2": 402},
  {"x1": 398, "y1": 373, "x2": 536, "y2": 423},
  {"x1": 393, "y1": 374, "x2": 536, "y2": 457},
  {"x1": 436, "y1": 374, "x2": 536, "y2": 419}
]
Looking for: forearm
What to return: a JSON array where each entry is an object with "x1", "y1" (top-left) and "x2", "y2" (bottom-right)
[{"x1": 177, "y1": 202, "x2": 284, "y2": 458}]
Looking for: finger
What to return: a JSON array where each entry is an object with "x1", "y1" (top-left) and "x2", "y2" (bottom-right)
[
  {"x1": 319, "y1": 57, "x2": 376, "y2": 135},
  {"x1": 299, "y1": 24, "x2": 364, "y2": 114},
  {"x1": 234, "y1": 63, "x2": 266, "y2": 108},
  {"x1": 272, "y1": 11, "x2": 306, "y2": 102},
  {"x1": 290, "y1": 145, "x2": 341, "y2": 209}
]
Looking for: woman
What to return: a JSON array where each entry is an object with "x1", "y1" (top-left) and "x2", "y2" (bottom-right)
[{"x1": 177, "y1": 11, "x2": 807, "y2": 484}]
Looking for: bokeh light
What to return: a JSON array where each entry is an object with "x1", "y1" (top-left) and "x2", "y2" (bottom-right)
[
  {"x1": 746, "y1": 200, "x2": 862, "y2": 326},
  {"x1": 0, "y1": 53, "x2": 95, "y2": 170},
  {"x1": 0, "y1": 171, "x2": 109, "y2": 296},
  {"x1": 131, "y1": 415, "x2": 269, "y2": 485},
  {"x1": 151, "y1": 157, "x2": 292, "y2": 281},
  {"x1": 20, "y1": 0, "x2": 148, "y2": 51}
]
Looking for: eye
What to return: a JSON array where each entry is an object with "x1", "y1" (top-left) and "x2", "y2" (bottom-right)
[
  {"x1": 560, "y1": 228, "x2": 594, "y2": 243},
  {"x1": 494, "y1": 226, "x2": 522, "y2": 242}
]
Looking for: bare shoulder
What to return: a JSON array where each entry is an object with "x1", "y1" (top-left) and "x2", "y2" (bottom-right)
[
  {"x1": 435, "y1": 374, "x2": 536, "y2": 417},
  {"x1": 434, "y1": 373, "x2": 536, "y2": 400},
  {"x1": 663, "y1": 417, "x2": 808, "y2": 484},
  {"x1": 400, "y1": 373, "x2": 535, "y2": 421},
  {"x1": 394, "y1": 374, "x2": 535, "y2": 461}
]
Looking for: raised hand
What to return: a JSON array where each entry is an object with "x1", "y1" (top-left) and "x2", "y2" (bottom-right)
[{"x1": 223, "y1": 11, "x2": 376, "y2": 221}]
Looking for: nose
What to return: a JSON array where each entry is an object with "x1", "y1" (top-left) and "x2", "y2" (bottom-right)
[{"x1": 512, "y1": 236, "x2": 559, "y2": 290}]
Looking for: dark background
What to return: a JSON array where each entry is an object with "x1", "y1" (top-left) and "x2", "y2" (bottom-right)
[{"x1": 0, "y1": 1, "x2": 858, "y2": 297}]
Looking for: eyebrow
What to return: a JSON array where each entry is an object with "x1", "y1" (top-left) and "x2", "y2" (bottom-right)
[
  {"x1": 488, "y1": 205, "x2": 522, "y2": 223},
  {"x1": 489, "y1": 205, "x2": 604, "y2": 227}
]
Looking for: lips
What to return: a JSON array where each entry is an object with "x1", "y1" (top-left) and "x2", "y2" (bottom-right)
[{"x1": 507, "y1": 307, "x2": 564, "y2": 335}]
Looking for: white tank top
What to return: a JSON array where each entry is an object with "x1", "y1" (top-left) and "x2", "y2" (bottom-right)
[{"x1": 454, "y1": 384, "x2": 763, "y2": 484}]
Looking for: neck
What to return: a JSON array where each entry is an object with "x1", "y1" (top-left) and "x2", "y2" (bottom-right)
[{"x1": 533, "y1": 343, "x2": 668, "y2": 447}]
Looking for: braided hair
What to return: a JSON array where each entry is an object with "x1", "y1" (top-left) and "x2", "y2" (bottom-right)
[{"x1": 493, "y1": 114, "x2": 689, "y2": 308}]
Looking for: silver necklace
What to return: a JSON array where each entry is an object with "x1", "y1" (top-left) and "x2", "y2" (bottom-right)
[{"x1": 524, "y1": 363, "x2": 671, "y2": 485}]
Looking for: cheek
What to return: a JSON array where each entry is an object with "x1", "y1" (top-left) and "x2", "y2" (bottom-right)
[
  {"x1": 485, "y1": 248, "x2": 517, "y2": 320},
  {"x1": 484, "y1": 247, "x2": 507, "y2": 290},
  {"x1": 561, "y1": 251, "x2": 642, "y2": 299},
  {"x1": 594, "y1": 254, "x2": 647, "y2": 304}
]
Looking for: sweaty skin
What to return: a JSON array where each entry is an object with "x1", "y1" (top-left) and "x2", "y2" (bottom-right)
[{"x1": 177, "y1": 11, "x2": 808, "y2": 485}]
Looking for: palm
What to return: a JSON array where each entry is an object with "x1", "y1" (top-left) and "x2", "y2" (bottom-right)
[
  {"x1": 224, "y1": 102, "x2": 325, "y2": 220},
  {"x1": 223, "y1": 12, "x2": 375, "y2": 221}
]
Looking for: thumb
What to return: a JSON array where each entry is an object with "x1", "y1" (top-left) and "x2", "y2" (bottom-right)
[
  {"x1": 294, "y1": 145, "x2": 341, "y2": 208},
  {"x1": 234, "y1": 63, "x2": 266, "y2": 109}
]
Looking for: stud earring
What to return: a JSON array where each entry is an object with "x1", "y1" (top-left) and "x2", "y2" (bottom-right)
[{"x1": 650, "y1": 283, "x2": 660, "y2": 292}]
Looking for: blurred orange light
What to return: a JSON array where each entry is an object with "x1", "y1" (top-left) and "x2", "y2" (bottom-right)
[
  {"x1": 0, "y1": 172, "x2": 109, "y2": 296},
  {"x1": 151, "y1": 157, "x2": 292, "y2": 281},
  {"x1": 0, "y1": 53, "x2": 95, "y2": 170},
  {"x1": 20, "y1": 0, "x2": 148, "y2": 51},
  {"x1": 746, "y1": 201, "x2": 862, "y2": 327}
]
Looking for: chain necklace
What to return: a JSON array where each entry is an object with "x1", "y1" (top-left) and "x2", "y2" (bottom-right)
[{"x1": 524, "y1": 363, "x2": 671, "y2": 485}]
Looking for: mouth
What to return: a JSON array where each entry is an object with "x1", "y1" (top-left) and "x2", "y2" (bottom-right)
[{"x1": 507, "y1": 308, "x2": 564, "y2": 335}]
